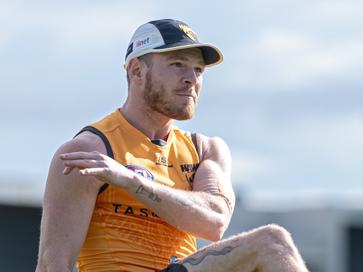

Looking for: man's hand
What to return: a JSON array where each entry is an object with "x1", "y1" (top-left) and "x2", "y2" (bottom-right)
[{"x1": 60, "y1": 151, "x2": 135, "y2": 187}]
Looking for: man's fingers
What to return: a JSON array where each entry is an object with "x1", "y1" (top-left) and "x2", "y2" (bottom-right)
[
  {"x1": 60, "y1": 151, "x2": 103, "y2": 160},
  {"x1": 63, "y1": 159, "x2": 101, "y2": 169},
  {"x1": 62, "y1": 166, "x2": 74, "y2": 175},
  {"x1": 80, "y1": 168, "x2": 103, "y2": 175},
  {"x1": 62, "y1": 164, "x2": 108, "y2": 183},
  {"x1": 80, "y1": 168, "x2": 109, "y2": 182}
]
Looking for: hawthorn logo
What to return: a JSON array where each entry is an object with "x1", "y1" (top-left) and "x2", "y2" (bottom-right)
[
  {"x1": 180, "y1": 163, "x2": 199, "y2": 186},
  {"x1": 178, "y1": 24, "x2": 197, "y2": 42}
]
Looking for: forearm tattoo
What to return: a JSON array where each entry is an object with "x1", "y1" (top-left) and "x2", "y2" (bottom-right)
[
  {"x1": 135, "y1": 185, "x2": 162, "y2": 202},
  {"x1": 183, "y1": 245, "x2": 239, "y2": 266}
]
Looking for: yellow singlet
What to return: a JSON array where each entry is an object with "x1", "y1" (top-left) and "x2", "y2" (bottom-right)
[{"x1": 77, "y1": 109, "x2": 199, "y2": 272}]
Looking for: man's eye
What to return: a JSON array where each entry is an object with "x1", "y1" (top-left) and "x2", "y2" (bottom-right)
[
  {"x1": 195, "y1": 67, "x2": 204, "y2": 74},
  {"x1": 171, "y1": 62, "x2": 183, "y2": 67}
]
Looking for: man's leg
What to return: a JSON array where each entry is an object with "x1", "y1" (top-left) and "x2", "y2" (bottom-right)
[{"x1": 180, "y1": 224, "x2": 309, "y2": 272}]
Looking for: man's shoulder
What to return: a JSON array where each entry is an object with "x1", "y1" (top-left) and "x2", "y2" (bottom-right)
[
  {"x1": 46, "y1": 131, "x2": 106, "y2": 199},
  {"x1": 57, "y1": 131, "x2": 108, "y2": 156},
  {"x1": 192, "y1": 132, "x2": 227, "y2": 148},
  {"x1": 189, "y1": 132, "x2": 230, "y2": 160}
]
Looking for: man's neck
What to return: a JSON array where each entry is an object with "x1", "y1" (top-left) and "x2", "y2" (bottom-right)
[{"x1": 119, "y1": 105, "x2": 173, "y2": 141}]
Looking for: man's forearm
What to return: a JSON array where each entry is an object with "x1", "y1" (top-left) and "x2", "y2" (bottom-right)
[
  {"x1": 59, "y1": 148, "x2": 234, "y2": 240},
  {"x1": 124, "y1": 174, "x2": 229, "y2": 241}
]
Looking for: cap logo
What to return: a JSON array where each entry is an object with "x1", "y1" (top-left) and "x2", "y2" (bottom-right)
[
  {"x1": 178, "y1": 24, "x2": 197, "y2": 42},
  {"x1": 135, "y1": 37, "x2": 151, "y2": 48}
]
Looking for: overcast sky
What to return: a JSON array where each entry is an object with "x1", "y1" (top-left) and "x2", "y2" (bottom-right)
[{"x1": 1, "y1": 0, "x2": 362, "y2": 205}]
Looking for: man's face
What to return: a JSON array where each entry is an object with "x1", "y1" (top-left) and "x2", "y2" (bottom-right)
[{"x1": 142, "y1": 48, "x2": 205, "y2": 120}]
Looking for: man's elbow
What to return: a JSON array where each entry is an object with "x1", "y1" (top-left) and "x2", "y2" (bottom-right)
[
  {"x1": 204, "y1": 216, "x2": 229, "y2": 241},
  {"x1": 204, "y1": 196, "x2": 234, "y2": 241},
  {"x1": 206, "y1": 230, "x2": 224, "y2": 242},
  {"x1": 36, "y1": 261, "x2": 73, "y2": 272},
  {"x1": 36, "y1": 250, "x2": 74, "y2": 272}
]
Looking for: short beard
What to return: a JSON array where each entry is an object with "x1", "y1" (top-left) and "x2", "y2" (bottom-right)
[{"x1": 143, "y1": 70, "x2": 197, "y2": 120}]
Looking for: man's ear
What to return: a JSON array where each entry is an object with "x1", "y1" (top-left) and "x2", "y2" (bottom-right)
[{"x1": 127, "y1": 58, "x2": 148, "y2": 85}]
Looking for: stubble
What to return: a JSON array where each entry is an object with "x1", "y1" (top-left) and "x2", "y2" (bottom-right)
[{"x1": 143, "y1": 70, "x2": 198, "y2": 120}]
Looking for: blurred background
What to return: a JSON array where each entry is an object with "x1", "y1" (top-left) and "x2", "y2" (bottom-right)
[{"x1": 1, "y1": 0, "x2": 362, "y2": 271}]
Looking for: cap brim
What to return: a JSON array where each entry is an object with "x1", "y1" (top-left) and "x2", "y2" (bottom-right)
[{"x1": 124, "y1": 42, "x2": 223, "y2": 69}]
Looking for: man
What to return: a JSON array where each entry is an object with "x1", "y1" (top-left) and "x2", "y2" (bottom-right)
[{"x1": 36, "y1": 19, "x2": 309, "y2": 272}]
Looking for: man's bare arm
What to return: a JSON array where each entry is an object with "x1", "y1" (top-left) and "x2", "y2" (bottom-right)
[
  {"x1": 127, "y1": 136, "x2": 235, "y2": 240},
  {"x1": 191, "y1": 135, "x2": 235, "y2": 235},
  {"x1": 36, "y1": 133, "x2": 105, "y2": 272},
  {"x1": 60, "y1": 135, "x2": 235, "y2": 241}
]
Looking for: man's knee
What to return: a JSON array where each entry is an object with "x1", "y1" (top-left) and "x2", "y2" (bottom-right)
[
  {"x1": 258, "y1": 224, "x2": 292, "y2": 242},
  {"x1": 254, "y1": 224, "x2": 297, "y2": 255}
]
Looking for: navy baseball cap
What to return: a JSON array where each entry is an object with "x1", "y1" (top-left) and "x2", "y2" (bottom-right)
[{"x1": 124, "y1": 19, "x2": 224, "y2": 68}]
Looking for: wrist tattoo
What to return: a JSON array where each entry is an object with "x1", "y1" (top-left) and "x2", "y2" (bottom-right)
[{"x1": 136, "y1": 185, "x2": 162, "y2": 202}]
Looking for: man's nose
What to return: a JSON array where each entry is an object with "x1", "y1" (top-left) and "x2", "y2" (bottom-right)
[{"x1": 183, "y1": 69, "x2": 200, "y2": 85}]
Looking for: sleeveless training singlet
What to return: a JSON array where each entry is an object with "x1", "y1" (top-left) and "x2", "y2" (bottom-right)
[{"x1": 77, "y1": 109, "x2": 199, "y2": 272}]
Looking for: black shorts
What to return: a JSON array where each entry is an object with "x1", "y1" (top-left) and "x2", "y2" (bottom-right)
[{"x1": 157, "y1": 263, "x2": 188, "y2": 272}]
